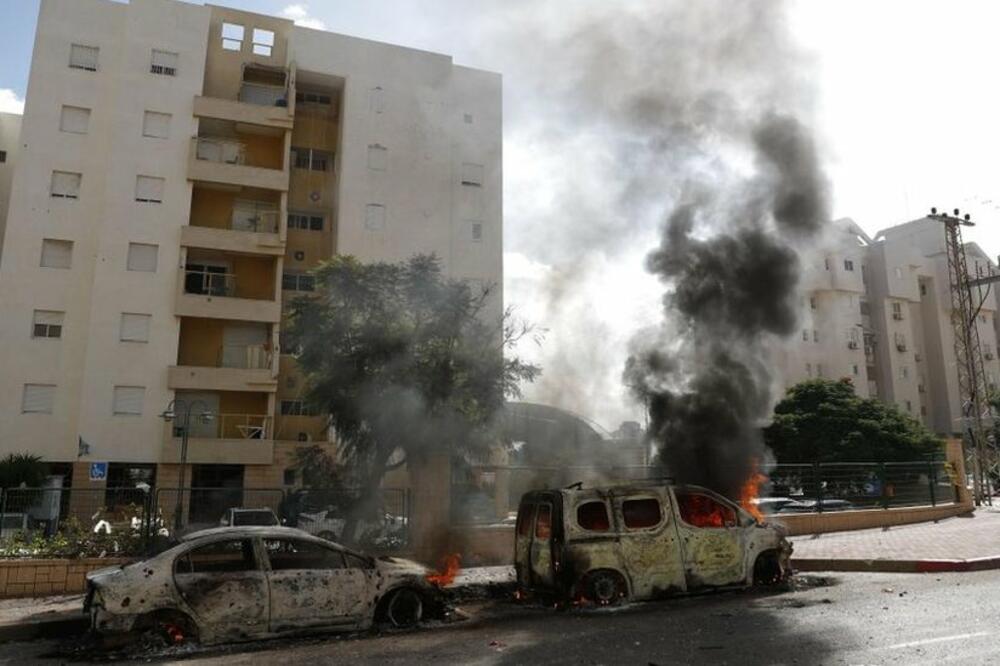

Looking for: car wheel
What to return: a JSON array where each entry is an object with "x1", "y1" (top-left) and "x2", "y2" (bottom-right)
[
  {"x1": 136, "y1": 610, "x2": 197, "y2": 648},
  {"x1": 384, "y1": 588, "x2": 423, "y2": 629},
  {"x1": 753, "y1": 551, "x2": 784, "y2": 586},
  {"x1": 584, "y1": 570, "x2": 627, "y2": 606}
]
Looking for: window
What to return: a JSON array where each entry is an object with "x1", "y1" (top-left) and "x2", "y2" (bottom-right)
[
  {"x1": 844, "y1": 259, "x2": 855, "y2": 271},
  {"x1": 142, "y1": 111, "x2": 171, "y2": 139},
  {"x1": 50, "y1": 171, "x2": 81, "y2": 199},
  {"x1": 675, "y1": 491, "x2": 736, "y2": 528},
  {"x1": 622, "y1": 498, "x2": 662, "y2": 529},
  {"x1": 576, "y1": 501, "x2": 610, "y2": 532},
  {"x1": 365, "y1": 204, "x2": 386, "y2": 231},
  {"x1": 920, "y1": 283, "x2": 927, "y2": 296},
  {"x1": 280, "y1": 400, "x2": 315, "y2": 416},
  {"x1": 905, "y1": 400, "x2": 912, "y2": 412},
  {"x1": 824, "y1": 257, "x2": 830, "y2": 271},
  {"x1": 816, "y1": 363, "x2": 824, "y2": 377},
  {"x1": 813, "y1": 330, "x2": 819, "y2": 343},
  {"x1": 291, "y1": 147, "x2": 331, "y2": 171},
  {"x1": 463, "y1": 113, "x2": 473, "y2": 124},
  {"x1": 40, "y1": 239, "x2": 73, "y2": 269},
  {"x1": 288, "y1": 212, "x2": 324, "y2": 231},
  {"x1": 853, "y1": 364, "x2": 859, "y2": 375},
  {"x1": 535, "y1": 504, "x2": 552, "y2": 539},
  {"x1": 0, "y1": 151, "x2": 5, "y2": 163},
  {"x1": 369, "y1": 86, "x2": 385, "y2": 114},
  {"x1": 175, "y1": 539, "x2": 256, "y2": 574},
  {"x1": 900, "y1": 366, "x2": 909, "y2": 380},
  {"x1": 221, "y1": 23, "x2": 244, "y2": 51},
  {"x1": 127, "y1": 243, "x2": 158, "y2": 272},
  {"x1": 806, "y1": 363, "x2": 812, "y2": 377},
  {"x1": 252, "y1": 28, "x2": 274, "y2": 57},
  {"x1": 150, "y1": 49, "x2": 178, "y2": 76},
  {"x1": 112, "y1": 386, "x2": 145, "y2": 415},
  {"x1": 471, "y1": 222, "x2": 483, "y2": 242},
  {"x1": 296, "y1": 91, "x2": 332, "y2": 105},
  {"x1": 892, "y1": 302, "x2": 903, "y2": 320},
  {"x1": 59, "y1": 105, "x2": 90, "y2": 134},
  {"x1": 282, "y1": 272, "x2": 315, "y2": 292},
  {"x1": 801, "y1": 329, "x2": 808, "y2": 342},
  {"x1": 21, "y1": 384, "x2": 55, "y2": 414},
  {"x1": 367, "y1": 144, "x2": 387, "y2": 171},
  {"x1": 69, "y1": 44, "x2": 99, "y2": 71},
  {"x1": 461, "y1": 162, "x2": 484, "y2": 186},
  {"x1": 894, "y1": 266, "x2": 903, "y2": 279},
  {"x1": 516, "y1": 504, "x2": 535, "y2": 537},
  {"x1": 135, "y1": 175, "x2": 164, "y2": 203},
  {"x1": 32, "y1": 310, "x2": 64, "y2": 339},
  {"x1": 895, "y1": 332, "x2": 907, "y2": 351},
  {"x1": 120, "y1": 313, "x2": 151, "y2": 343},
  {"x1": 809, "y1": 296, "x2": 816, "y2": 310},
  {"x1": 264, "y1": 539, "x2": 345, "y2": 571}
]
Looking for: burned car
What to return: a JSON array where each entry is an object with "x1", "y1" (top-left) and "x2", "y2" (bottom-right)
[
  {"x1": 514, "y1": 481, "x2": 792, "y2": 605},
  {"x1": 85, "y1": 526, "x2": 442, "y2": 646}
]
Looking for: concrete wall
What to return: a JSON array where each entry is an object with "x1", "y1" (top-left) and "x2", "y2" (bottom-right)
[
  {"x1": 0, "y1": 112, "x2": 22, "y2": 261},
  {"x1": 0, "y1": 557, "x2": 134, "y2": 599}
]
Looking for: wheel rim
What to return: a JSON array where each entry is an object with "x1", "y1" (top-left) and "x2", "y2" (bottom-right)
[
  {"x1": 386, "y1": 589, "x2": 423, "y2": 628},
  {"x1": 590, "y1": 574, "x2": 621, "y2": 605}
]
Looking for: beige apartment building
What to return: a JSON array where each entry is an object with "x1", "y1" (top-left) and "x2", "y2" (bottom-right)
[
  {"x1": 0, "y1": 112, "x2": 21, "y2": 259},
  {"x1": 777, "y1": 216, "x2": 1000, "y2": 436},
  {"x1": 0, "y1": 0, "x2": 501, "y2": 502}
]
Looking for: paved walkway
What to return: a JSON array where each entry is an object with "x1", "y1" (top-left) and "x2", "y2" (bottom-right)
[{"x1": 791, "y1": 508, "x2": 1000, "y2": 561}]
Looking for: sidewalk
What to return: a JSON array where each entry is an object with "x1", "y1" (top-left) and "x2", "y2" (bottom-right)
[
  {"x1": 791, "y1": 507, "x2": 1000, "y2": 573},
  {"x1": 0, "y1": 593, "x2": 85, "y2": 641}
]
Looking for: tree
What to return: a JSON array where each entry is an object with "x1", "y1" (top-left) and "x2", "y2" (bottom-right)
[
  {"x1": 764, "y1": 378, "x2": 942, "y2": 463},
  {"x1": 0, "y1": 453, "x2": 48, "y2": 489},
  {"x1": 286, "y1": 254, "x2": 540, "y2": 542}
]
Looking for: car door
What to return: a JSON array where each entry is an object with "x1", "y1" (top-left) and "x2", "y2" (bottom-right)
[
  {"x1": 173, "y1": 537, "x2": 269, "y2": 639},
  {"x1": 263, "y1": 537, "x2": 370, "y2": 632},
  {"x1": 610, "y1": 492, "x2": 687, "y2": 598},
  {"x1": 671, "y1": 489, "x2": 748, "y2": 588},
  {"x1": 528, "y1": 501, "x2": 556, "y2": 588},
  {"x1": 514, "y1": 501, "x2": 535, "y2": 589}
]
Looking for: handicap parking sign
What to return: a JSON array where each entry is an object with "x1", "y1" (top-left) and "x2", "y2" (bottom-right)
[{"x1": 89, "y1": 462, "x2": 108, "y2": 482}]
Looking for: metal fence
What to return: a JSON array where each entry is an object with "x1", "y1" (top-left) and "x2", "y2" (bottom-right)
[
  {"x1": 453, "y1": 460, "x2": 961, "y2": 524},
  {"x1": 0, "y1": 485, "x2": 411, "y2": 554}
]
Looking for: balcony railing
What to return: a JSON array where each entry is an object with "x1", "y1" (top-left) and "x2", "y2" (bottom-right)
[
  {"x1": 176, "y1": 414, "x2": 272, "y2": 440},
  {"x1": 231, "y1": 209, "x2": 279, "y2": 234},
  {"x1": 240, "y1": 82, "x2": 288, "y2": 107},
  {"x1": 218, "y1": 344, "x2": 273, "y2": 370},
  {"x1": 184, "y1": 270, "x2": 237, "y2": 297},
  {"x1": 194, "y1": 137, "x2": 246, "y2": 165}
]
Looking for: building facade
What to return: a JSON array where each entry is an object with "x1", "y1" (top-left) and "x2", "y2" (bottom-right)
[
  {"x1": 0, "y1": 0, "x2": 501, "y2": 500},
  {"x1": 776, "y1": 216, "x2": 1000, "y2": 436},
  {"x1": 0, "y1": 112, "x2": 21, "y2": 259}
]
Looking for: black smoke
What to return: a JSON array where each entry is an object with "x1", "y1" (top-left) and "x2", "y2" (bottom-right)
[{"x1": 626, "y1": 113, "x2": 830, "y2": 499}]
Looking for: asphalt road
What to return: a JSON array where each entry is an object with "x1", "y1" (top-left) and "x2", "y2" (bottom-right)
[{"x1": 3, "y1": 571, "x2": 1000, "y2": 665}]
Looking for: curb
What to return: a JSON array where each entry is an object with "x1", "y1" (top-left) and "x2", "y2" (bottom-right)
[{"x1": 793, "y1": 555, "x2": 1000, "y2": 574}]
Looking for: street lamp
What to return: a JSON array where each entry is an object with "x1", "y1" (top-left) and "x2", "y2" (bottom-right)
[{"x1": 160, "y1": 399, "x2": 214, "y2": 533}]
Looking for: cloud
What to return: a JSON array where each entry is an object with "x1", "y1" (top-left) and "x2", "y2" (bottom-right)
[
  {"x1": 281, "y1": 4, "x2": 327, "y2": 30},
  {"x1": 0, "y1": 89, "x2": 24, "y2": 114}
]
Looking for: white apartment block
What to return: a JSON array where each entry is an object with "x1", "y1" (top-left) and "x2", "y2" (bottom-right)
[
  {"x1": 0, "y1": 0, "x2": 501, "y2": 501},
  {"x1": 776, "y1": 217, "x2": 1000, "y2": 436},
  {"x1": 0, "y1": 112, "x2": 21, "y2": 259}
]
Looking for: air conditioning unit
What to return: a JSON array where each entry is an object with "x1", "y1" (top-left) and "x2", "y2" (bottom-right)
[
  {"x1": 847, "y1": 341, "x2": 859, "y2": 350},
  {"x1": 892, "y1": 313, "x2": 904, "y2": 320},
  {"x1": 896, "y1": 343, "x2": 908, "y2": 352}
]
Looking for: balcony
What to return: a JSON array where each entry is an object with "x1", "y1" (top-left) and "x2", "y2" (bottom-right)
[
  {"x1": 162, "y1": 414, "x2": 274, "y2": 465},
  {"x1": 193, "y1": 64, "x2": 293, "y2": 129},
  {"x1": 188, "y1": 136, "x2": 288, "y2": 191},
  {"x1": 175, "y1": 267, "x2": 280, "y2": 323}
]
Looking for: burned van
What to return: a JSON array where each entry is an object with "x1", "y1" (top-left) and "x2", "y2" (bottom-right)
[{"x1": 514, "y1": 482, "x2": 791, "y2": 605}]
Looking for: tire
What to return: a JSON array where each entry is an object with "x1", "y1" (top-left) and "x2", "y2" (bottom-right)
[
  {"x1": 136, "y1": 610, "x2": 197, "y2": 648},
  {"x1": 583, "y1": 570, "x2": 627, "y2": 606},
  {"x1": 383, "y1": 588, "x2": 424, "y2": 629},
  {"x1": 753, "y1": 551, "x2": 784, "y2": 586}
]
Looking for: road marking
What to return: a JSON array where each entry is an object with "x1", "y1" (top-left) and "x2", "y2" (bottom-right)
[{"x1": 886, "y1": 631, "x2": 991, "y2": 650}]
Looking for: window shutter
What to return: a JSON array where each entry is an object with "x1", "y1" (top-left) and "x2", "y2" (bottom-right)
[
  {"x1": 135, "y1": 176, "x2": 164, "y2": 203},
  {"x1": 120, "y1": 313, "x2": 151, "y2": 342},
  {"x1": 461, "y1": 163, "x2": 484, "y2": 186},
  {"x1": 471, "y1": 221, "x2": 483, "y2": 242},
  {"x1": 60, "y1": 106, "x2": 90, "y2": 134},
  {"x1": 51, "y1": 171, "x2": 82, "y2": 198},
  {"x1": 40, "y1": 239, "x2": 73, "y2": 268},
  {"x1": 127, "y1": 243, "x2": 158, "y2": 272},
  {"x1": 365, "y1": 204, "x2": 386, "y2": 231},
  {"x1": 150, "y1": 50, "x2": 178, "y2": 75},
  {"x1": 22, "y1": 384, "x2": 55, "y2": 413},
  {"x1": 142, "y1": 111, "x2": 171, "y2": 138},
  {"x1": 69, "y1": 44, "x2": 99, "y2": 71},
  {"x1": 113, "y1": 386, "x2": 145, "y2": 415},
  {"x1": 367, "y1": 144, "x2": 387, "y2": 171},
  {"x1": 33, "y1": 310, "x2": 64, "y2": 327}
]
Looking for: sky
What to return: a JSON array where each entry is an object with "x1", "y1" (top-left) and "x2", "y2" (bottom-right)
[{"x1": 3, "y1": 0, "x2": 1000, "y2": 431}]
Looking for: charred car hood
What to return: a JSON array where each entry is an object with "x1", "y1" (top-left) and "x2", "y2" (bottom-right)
[{"x1": 376, "y1": 556, "x2": 429, "y2": 577}]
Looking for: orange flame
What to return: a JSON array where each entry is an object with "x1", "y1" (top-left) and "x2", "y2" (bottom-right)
[
  {"x1": 740, "y1": 464, "x2": 767, "y2": 523},
  {"x1": 426, "y1": 553, "x2": 462, "y2": 587}
]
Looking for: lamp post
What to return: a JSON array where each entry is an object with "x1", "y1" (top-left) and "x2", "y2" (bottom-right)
[{"x1": 160, "y1": 399, "x2": 213, "y2": 533}]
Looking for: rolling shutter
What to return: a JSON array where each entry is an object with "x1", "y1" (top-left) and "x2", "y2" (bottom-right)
[
  {"x1": 142, "y1": 111, "x2": 171, "y2": 138},
  {"x1": 127, "y1": 243, "x2": 158, "y2": 272},
  {"x1": 120, "y1": 313, "x2": 151, "y2": 342},
  {"x1": 69, "y1": 44, "x2": 99, "y2": 71},
  {"x1": 22, "y1": 385, "x2": 55, "y2": 414},
  {"x1": 40, "y1": 239, "x2": 73, "y2": 268},
  {"x1": 51, "y1": 171, "x2": 82, "y2": 198},
  {"x1": 112, "y1": 386, "x2": 145, "y2": 415},
  {"x1": 60, "y1": 106, "x2": 90, "y2": 134},
  {"x1": 135, "y1": 176, "x2": 164, "y2": 203}
]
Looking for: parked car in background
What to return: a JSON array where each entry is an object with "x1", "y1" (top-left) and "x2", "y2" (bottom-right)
[
  {"x1": 777, "y1": 498, "x2": 853, "y2": 513},
  {"x1": 218, "y1": 508, "x2": 280, "y2": 527},
  {"x1": 296, "y1": 509, "x2": 346, "y2": 541},
  {"x1": 85, "y1": 526, "x2": 445, "y2": 646}
]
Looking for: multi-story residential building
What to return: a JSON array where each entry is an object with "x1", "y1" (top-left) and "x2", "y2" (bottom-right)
[
  {"x1": 0, "y1": 0, "x2": 501, "y2": 509},
  {"x1": 0, "y1": 112, "x2": 21, "y2": 259},
  {"x1": 776, "y1": 216, "x2": 1000, "y2": 437}
]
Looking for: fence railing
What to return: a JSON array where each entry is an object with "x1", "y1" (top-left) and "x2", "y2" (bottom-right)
[
  {"x1": 194, "y1": 136, "x2": 246, "y2": 165},
  {"x1": 183, "y1": 269, "x2": 237, "y2": 297},
  {"x1": 172, "y1": 413, "x2": 272, "y2": 440}
]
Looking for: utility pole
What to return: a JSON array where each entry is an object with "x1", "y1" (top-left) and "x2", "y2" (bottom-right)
[{"x1": 929, "y1": 208, "x2": 996, "y2": 505}]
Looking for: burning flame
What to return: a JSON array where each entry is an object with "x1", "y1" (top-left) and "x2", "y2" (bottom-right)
[
  {"x1": 740, "y1": 464, "x2": 767, "y2": 523},
  {"x1": 426, "y1": 553, "x2": 462, "y2": 587}
]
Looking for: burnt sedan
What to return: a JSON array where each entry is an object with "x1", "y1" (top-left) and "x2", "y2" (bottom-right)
[{"x1": 85, "y1": 526, "x2": 441, "y2": 646}]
